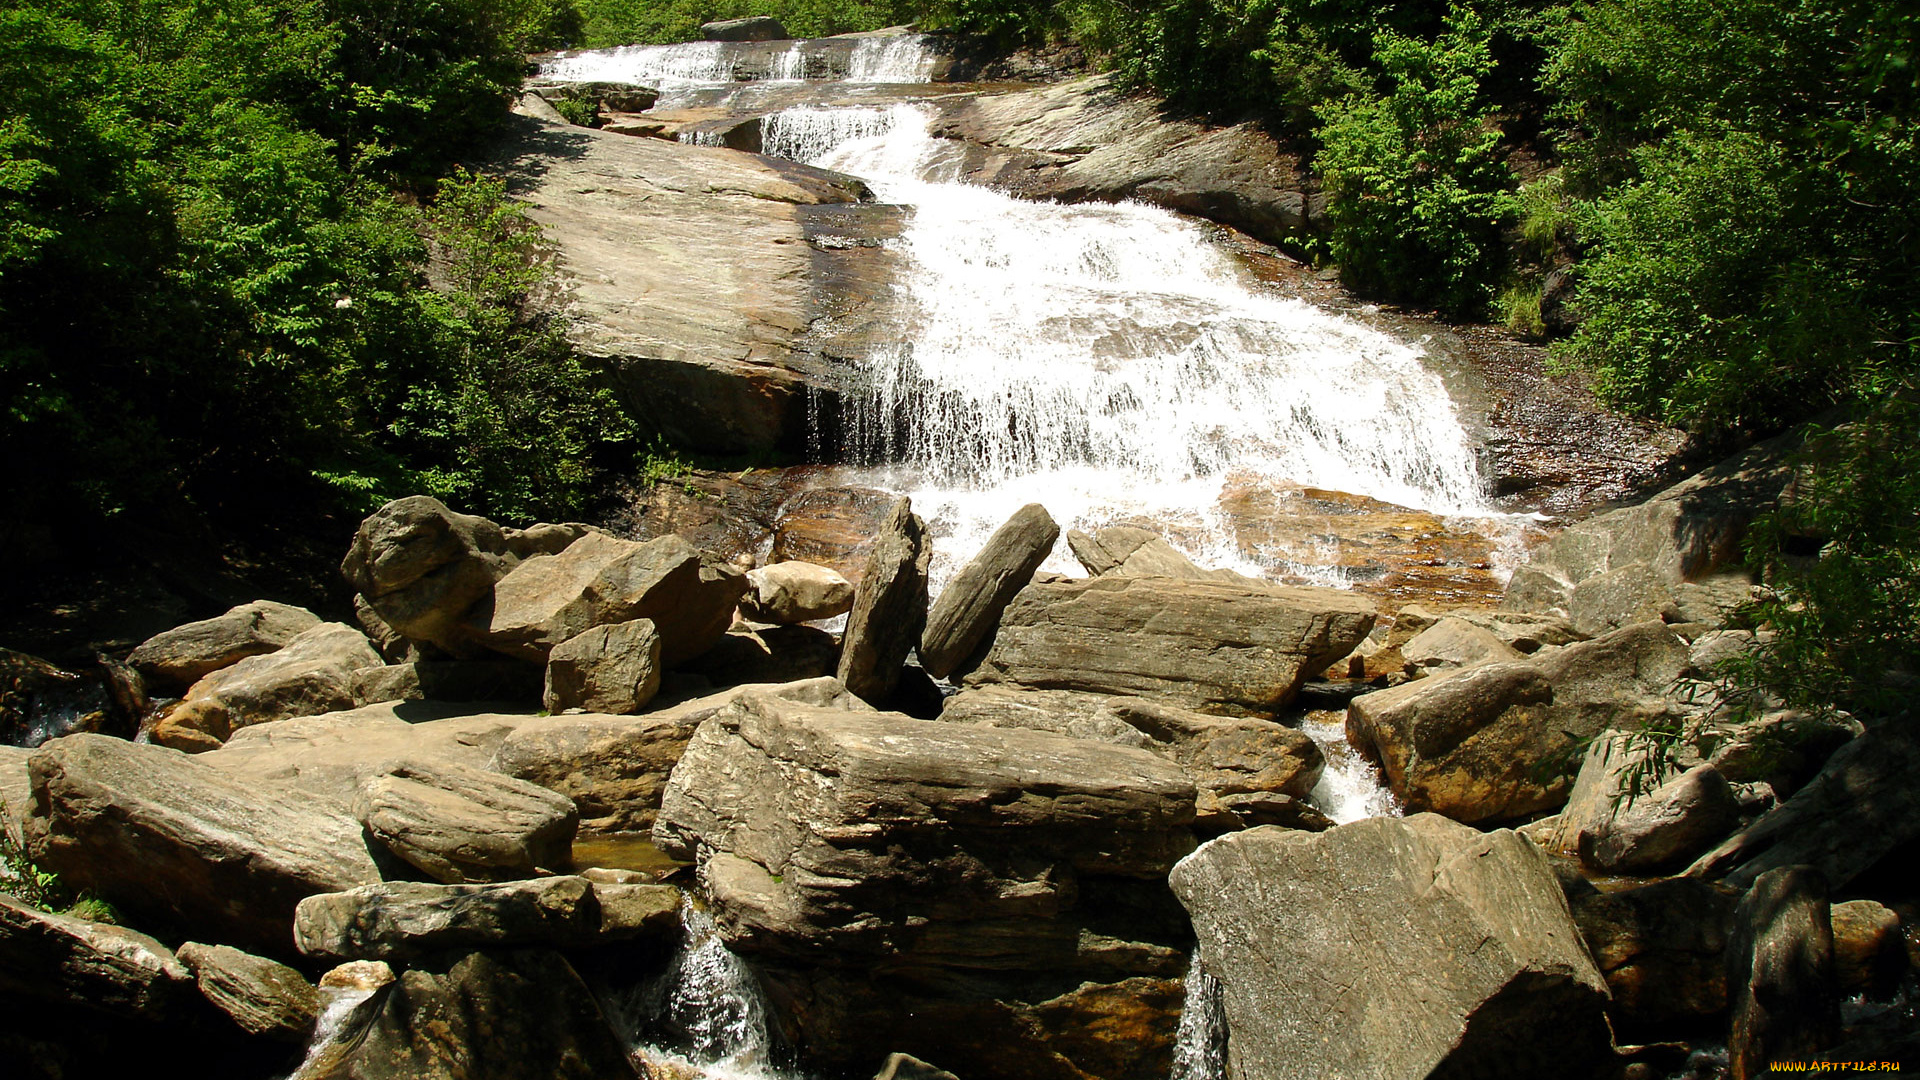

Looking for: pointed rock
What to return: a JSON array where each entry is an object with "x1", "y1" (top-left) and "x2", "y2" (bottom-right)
[{"x1": 920, "y1": 503, "x2": 1059, "y2": 679}]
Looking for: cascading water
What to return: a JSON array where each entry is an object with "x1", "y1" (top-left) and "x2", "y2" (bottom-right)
[
  {"x1": 624, "y1": 899, "x2": 790, "y2": 1080},
  {"x1": 1169, "y1": 965, "x2": 1228, "y2": 1080},
  {"x1": 1301, "y1": 713, "x2": 1403, "y2": 823},
  {"x1": 846, "y1": 35, "x2": 936, "y2": 82},
  {"x1": 538, "y1": 34, "x2": 935, "y2": 89}
]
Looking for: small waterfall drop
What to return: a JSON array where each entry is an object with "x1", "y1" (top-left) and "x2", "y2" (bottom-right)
[
  {"x1": 761, "y1": 105, "x2": 904, "y2": 164},
  {"x1": 283, "y1": 986, "x2": 380, "y2": 1080},
  {"x1": 1302, "y1": 713, "x2": 1402, "y2": 823},
  {"x1": 678, "y1": 129, "x2": 729, "y2": 147},
  {"x1": 538, "y1": 34, "x2": 935, "y2": 88},
  {"x1": 627, "y1": 899, "x2": 789, "y2": 1080},
  {"x1": 1169, "y1": 965, "x2": 1228, "y2": 1080},
  {"x1": 543, "y1": 40, "x2": 738, "y2": 85},
  {"x1": 846, "y1": 35, "x2": 936, "y2": 82}
]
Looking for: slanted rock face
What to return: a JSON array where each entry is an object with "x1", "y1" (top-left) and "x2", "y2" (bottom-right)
[
  {"x1": 296, "y1": 948, "x2": 641, "y2": 1080},
  {"x1": 741, "y1": 560, "x2": 855, "y2": 624},
  {"x1": 1169, "y1": 816, "x2": 1613, "y2": 1080},
  {"x1": 0, "y1": 892, "x2": 196, "y2": 1021},
  {"x1": 965, "y1": 575, "x2": 1375, "y2": 715},
  {"x1": 1552, "y1": 732, "x2": 1740, "y2": 874},
  {"x1": 27, "y1": 734, "x2": 380, "y2": 955},
  {"x1": 342, "y1": 496, "x2": 518, "y2": 656},
  {"x1": 127, "y1": 600, "x2": 322, "y2": 691},
  {"x1": 175, "y1": 941, "x2": 321, "y2": 1042},
  {"x1": 154, "y1": 622, "x2": 383, "y2": 751},
  {"x1": 353, "y1": 759, "x2": 579, "y2": 883},
  {"x1": 542, "y1": 619, "x2": 663, "y2": 715},
  {"x1": 837, "y1": 496, "x2": 931, "y2": 704},
  {"x1": 483, "y1": 532, "x2": 747, "y2": 668},
  {"x1": 652, "y1": 690, "x2": 1198, "y2": 1080},
  {"x1": 921, "y1": 503, "x2": 1060, "y2": 679},
  {"x1": 293, "y1": 877, "x2": 678, "y2": 962},
  {"x1": 1066, "y1": 525, "x2": 1247, "y2": 582}
]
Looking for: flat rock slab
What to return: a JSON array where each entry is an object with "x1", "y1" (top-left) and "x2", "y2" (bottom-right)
[
  {"x1": 0, "y1": 892, "x2": 194, "y2": 1020},
  {"x1": 28, "y1": 733, "x2": 381, "y2": 954},
  {"x1": 155, "y1": 622, "x2": 383, "y2": 750},
  {"x1": 127, "y1": 600, "x2": 321, "y2": 690},
  {"x1": 1170, "y1": 816, "x2": 1612, "y2": 1080},
  {"x1": 294, "y1": 877, "x2": 678, "y2": 962},
  {"x1": 965, "y1": 575, "x2": 1375, "y2": 715},
  {"x1": 354, "y1": 759, "x2": 579, "y2": 883}
]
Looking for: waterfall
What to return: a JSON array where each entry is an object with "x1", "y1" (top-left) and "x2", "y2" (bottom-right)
[
  {"x1": 538, "y1": 35, "x2": 934, "y2": 88},
  {"x1": 678, "y1": 129, "x2": 729, "y2": 147},
  {"x1": 283, "y1": 986, "x2": 380, "y2": 1080},
  {"x1": 847, "y1": 35, "x2": 936, "y2": 82},
  {"x1": 542, "y1": 41, "x2": 738, "y2": 85},
  {"x1": 1301, "y1": 713, "x2": 1403, "y2": 824},
  {"x1": 625, "y1": 899, "x2": 789, "y2": 1080},
  {"x1": 1169, "y1": 965, "x2": 1228, "y2": 1080},
  {"x1": 809, "y1": 109, "x2": 1496, "y2": 587},
  {"x1": 761, "y1": 105, "x2": 904, "y2": 164}
]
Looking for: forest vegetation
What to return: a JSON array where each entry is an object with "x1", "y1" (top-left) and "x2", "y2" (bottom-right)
[{"x1": 2, "y1": 0, "x2": 1914, "y2": 721}]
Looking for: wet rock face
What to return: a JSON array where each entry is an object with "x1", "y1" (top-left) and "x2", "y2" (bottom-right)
[
  {"x1": 1169, "y1": 816, "x2": 1613, "y2": 1080},
  {"x1": 966, "y1": 575, "x2": 1375, "y2": 715},
  {"x1": 652, "y1": 689, "x2": 1198, "y2": 1080}
]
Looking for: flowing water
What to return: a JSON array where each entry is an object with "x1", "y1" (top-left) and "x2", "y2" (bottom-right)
[
  {"x1": 1168, "y1": 965, "x2": 1229, "y2": 1080},
  {"x1": 625, "y1": 899, "x2": 792, "y2": 1080}
]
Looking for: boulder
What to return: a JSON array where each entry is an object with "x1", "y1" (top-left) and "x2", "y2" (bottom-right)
[
  {"x1": 652, "y1": 689, "x2": 1196, "y2": 1080},
  {"x1": 1168, "y1": 816, "x2": 1613, "y2": 1080},
  {"x1": 837, "y1": 496, "x2": 932, "y2": 704},
  {"x1": 1566, "y1": 877, "x2": 1735, "y2": 1036},
  {"x1": 1727, "y1": 866, "x2": 1839, "y2": 1080},
  {"x1": 482, "y1": 532, "x2": 748, "y2": 667},
  {"x1": 542, "y1": 619, "x2": 663, "y2": 714},
  {"x1": 965, "y1": 575, "x2": 1375, "y2": 715},
  {"x1": 1065, "y1": 525, "x2": 1245, "y2": 583},
  {"x1": 681, "y1": 624, "x2": 839, "y2": 689},
  {"x1": 1400, "y1": 616, "x2": 1524, "y2": 676},
  {"x1": 127, "y1": 600, "x2": 322, "y2": 690},
  {"x1": 1687, "y1": 725, "x2": 1920, "y2": 891},
  {"x1": 175, "y1": 941, "x2": 321, "y2": 1042},
  {"x1": 921, "y1": 503, "x2": 1060, "y2": 679},
  {"x1": 1345, "y1": 662, "x2": 1557, "y2": 824},
  {"x1": 1552, "y1": 732, "x2": 1741, "y2": 874},
  {"x1": 741, "y1": 560, "x2": 855, "y2": 624},
  {"x1": 27, "y1": 734, "x2": 380, "y2": 954},
  {"x1": 1448, "y1": 609, "x2": 1582, "y2": 654},
  {"x1": 493, "y1": 676, "x2": 869, "y2": 832},
  {"x1": 702, "y1": 15, "x2": 788, "y2": 40},
  {"x1": 1567, "y1": 561, "x2": 1680, "y2": 637},
  {"x1": 154, "y1": 622, "x2": 382, "y2": 751},
  {"x1": 875, "y1": 1053, "x2": 961, "y2": 1080},
  {"x1": 654, "y1": 690, "x2": 1196, "y2": 960},
  {"x1": 1829, "y1": 899, "x2": 1906, "y2": 998},
  {"x1": 293, "y1": 877, "x2": 679, "y2": 962},
  {"x1": 353, "y1": 759, "x2": 579, "y2": 883},
  {"x1": 352, "y1": 659, "x2": 543, "y2": 706},
  {"x1": 0, "y1": 892, "x2": 195, "y2": 1020},
  {"x1": 341, "y1": 496, "x2": 517, "y2": 656},
  {"x1": 940, "y1": 686, "x2": 1323, "y2": 832},
  {"x1": 296, "y1": 948, "x2": 640, "y2": 1080}
]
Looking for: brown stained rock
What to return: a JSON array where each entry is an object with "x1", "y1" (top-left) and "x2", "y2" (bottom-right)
[
  {"x1": 127, "y1": 600, "x2": 322, "y2": 691},
  {"x1": 770, "y1": 485, "x2": 897, "y2": 584},
  {"x1": 837, "y1": 496, "x2": 931, "y2": 705},
  {"x1": 542, "y1": 619, "x2": 663, "y2": 715},
  {"x1": 154, "y1": 622, "x2": 384, "y2": 750},
  {"x1": 0, "y1": 892, "x2": 195, "y2": 1021},
  {"x1": 1169, "y1": 816, "x2": 1612, "y2": 1080},
  {"x1": 27, "y1": 734, "x2": 381, "y2": 955},
  {"x1": 354, "y1": 759, "x2": 579, "y2": 883},
  {"x1": 1829, "y1": 900, "x2": 1906, "y2": 998},
  {"x1": 1552, "y1": 732, "x2": 1741, "y2": 874},
  {"x1": 1066, "y1": 525, "x2": 1246, "y2": 583},
  {"x1": 176, "y1": 941, "x2": 321, "y2": 1041},
  {"x1": 1567, "y1": 877, "x2": 1736, "y2": 1036},
  {"x1": 922, "y1": 503, "x2": 1061, "y2": 679},
  {"x1": 293, "y1": 877, "x2": 679, "y2": 962},
  {"x1": 966, "y1": 575, "x2": 1375, "y2": 715},
  {"x1": 1400, "y1": 616, "x2": 1524, "y2": 676}
]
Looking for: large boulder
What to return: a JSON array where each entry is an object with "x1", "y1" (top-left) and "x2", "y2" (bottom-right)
[
  {"x1": 837, "y1": 496, "x2": 932, "y2": 704},
  {"x1": 1566, "y1": 877, "x2": 1735, "y2": 1037},
  {"x1": 293, "y1": 877, "x2": 678, "y2": 962},
  {"x1": 1829, "y1": 900, "x2": 1906, "y2": 998},
  {"x1": 1727, "y1": 867, "x2": 1840, "y2": 1080},
  {"x1": 1551, "y1": 732, "x2": 1740, "y2": 874},
  {"x1": 965, "y1": 575, "x2": 1375, "y2": 715},
  {"x1": 154, "y1": 622, "x2": 384, "y2": 751},
  {"x1": 353, "y1": 759, "x2": 579, "y2": 883},
  {"x1": 297, "y1": 948, "x2": 641, "y2": 1080},
  {"x1": 1399, "y1": 616, "x2": 1524, "y2": 676},
  {"x1": 481, "y1": 532, "x2": 747, "y2": 667},
  {"x1": 493, "y1": 676, "x2": 869, "y2": 832},
  {"x1": 920, "y1": 503, "x2": 1060, "y2": 679},
  {"x1": 1168, "y1": 816, "x2": 1613, "y2": 1080},
  {"x1": 27, "y1": 734, "x2": 381, "y2": 954},
  {"x1": 542, "y1": 619, "x2": 663, "y2": 715},
  {"x1": 741, "y1": 560, "x2": 855, "y2": 624},
  {"x1": 1066, "y1": 525, "x2": 1245, "y2": 582},
  {"x1": 0, "y1": 892, "x2": 196, "y2": 1021},
  {"x1": 940, "y1": 686, "x2": 1324, "y2": 831},
  {"x1": 127, "y1": 600, "x2": 322, "y2": 691},
  {"x1": 341, "y1": 496, "x2": 518, "y2": 656},
  {"x1": 652, "y1": 689, "x2": 1197, "y2": 1080},
  {"x1": 175, "y1": 941, "x2": 321, "y2": 1042}
]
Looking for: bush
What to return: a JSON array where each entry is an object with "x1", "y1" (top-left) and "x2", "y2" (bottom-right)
[{"x1": 1314, "y1": 6, "x2": 1515, "y2": 317}]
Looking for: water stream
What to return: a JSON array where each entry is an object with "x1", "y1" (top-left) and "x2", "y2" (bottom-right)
[
  {"x1": 625, "y1": 899, "x2": 791, "y2": 1080},
  {"x1": 1168, "y1": 964, "x2": 1229, "y2": 1080}
]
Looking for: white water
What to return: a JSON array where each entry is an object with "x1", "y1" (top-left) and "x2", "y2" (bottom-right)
[
  {"x1": 1169, "y1": 965, "x2": 1228, "y2": 1080},
  {"x1": 800, "y1": 108, "x2": 1494, "y2": 588},
  {"x1": 1302, "y1": 713, "x2": 1402, "y2": 823},
  {"x1": 630, "y1": 899, "x2": 791, "y2": 1080},
  {"x1": 538, "y1": 34, "x2": 934, "y2": 90},
  {"x1": 283, "y1": 987, "x2": 378, "y2": 1080}
]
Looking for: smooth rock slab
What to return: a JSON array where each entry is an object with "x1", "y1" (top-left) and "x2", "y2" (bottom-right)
[
  {"x1": 155, "y1": 622, "x2": 384, "y2": 751},
  {"x1": 965, "y1": 575, "x2": 1375, "y2": 715},
  {"x1": 28, "y1": 733, "x2": 381, "y2": 954},
  {"x1": 176, "y1": 941, "x2": 320, "y2": 1041},
  {"x1": 293, "y1": 877, "x2": 679, "y2": 962},
  {"x1": 354, "y1": 759, "x2": 579, "y2": 883},
  {"x1": 127, "y1": 600, "x2": 322, "y2": 690},
  {"x1": 0, "y1": 892, "x2": 194, "y2": 1020},
  {"x1": 1169, "y1": 815, "x2": 1612, "y2": 1080}
]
